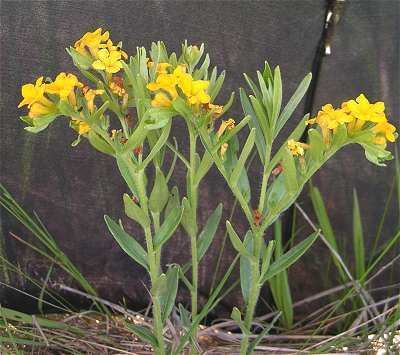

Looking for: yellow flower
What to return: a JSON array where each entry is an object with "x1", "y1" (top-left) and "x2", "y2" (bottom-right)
[
  {"x1": 45, "y1": 73, "x2": 83, "y2": 100},
  {"x1": 100, "y1": 39, "x2": 128, "y2": 60},
  {"x1": 28, "y1": 102, "x2": 57, "y2": 118},
  {"x1": 287, "y1": 139, "x2": 308, "y2": 156},
  {"x1": 18, "y1": 76, "x2": 50, "y2": 108},
  {"x1": 187, "y1": 80, "x2": 211, "y2": 105},
  {"x1": 307, "y1": 104, "x2": 353, "y2": 143},
  {"x1": 344, "y1": 94, "x2": 386, "y2": 124},
  {"x1": 74, "y1": 28, "x2": 109, "y2": 57},
  {"x1": 92, "y1": 49, "x2": 123, "y2": 74},
  {"x1": 71, "y1": 119, "x2": 90, "y2": 135},
  {"x1": 151, "y1": 92, "x2": 174, "y2": 108},
  {"x1": 147, "y1": 61, "x2": 172, "y2": 74},
  {"x1": 372, "y1": 120, "x2": 397, "y2": 145},
  {"x1": 82, "y1": 87, "x2": 104, "y2": 112},
  {"x1": 217, "y1": 118, "x2": 235, "y2": 138}
]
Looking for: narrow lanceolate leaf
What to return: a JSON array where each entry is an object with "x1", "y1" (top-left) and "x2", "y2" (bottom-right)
[
  {"x1": 154, "y1": 205, "x2": 184, "y2": 249},
  {"x1": 149, "y1": 168, "x2": 169, "y2": 213},
  {"x1": 209, "y1": 70, "x2": 225, "y2": 100},
  {"x1": 125, "y1": 323, "x2": 158, "y2": 347},
  {"x1": 308, "y1": 128, "x2": 324, "y2": 163},
  {"x1": 260, "y1": 240, "x2": 275, "y2": 281},
  {"x1": 352, "y1": 189, "x2": 365, "y2": 279},
  {"x1": 309, "y1": 186, "x2": 346, "y2": 281},
  {"x1": 139, "y1": 120, "x2": 172, "y2": 169},
  {"x1": 260, "y1": 231, "x2": 319, "y2": 284},
  {"x1": 274, "y1": 73, "x2": 312, "y2": 137},
  {"x1": 230, "y1": 129, "x2": 256, "y2": 186},
  {"x1": 104, "y1": 215, "x2": 148, "y2": 270},
  {"x1": 160, "y1": 265, "x2": 179, "y2": 322},
  {"x1": 240, "y1": 88, "x2": 266, "y2": 162},
  {"x1": 271, "y1": 66, "x2": 282, "y2": 130},
  {"x1": 240, "y1": 231, "x2": 254, "y2": 303},
  {"x1": 281, "y1": 148, "x2": 298, "y2": 192},
  {"x1": 88, "y1": 130, "x2": 115, "y2": 156},
  {"x1": 123, "y1": 193, "x2": 150, "y2": 228},
  {"x1": 116, "y1": 154, "x2": 138, "y2": 196},
  {"x1": 197, "y1": 204, "x2": 223, "y2": 262},
  {"x1": 226, "y1": 221, "x2": 254, "y2": 259}
]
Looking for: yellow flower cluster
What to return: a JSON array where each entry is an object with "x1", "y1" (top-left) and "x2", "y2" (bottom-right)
[
  {"x1": 146, "y1": 64, "x2": 211, "y2": 108},
  {"x1": 307, "y1": 94, "x2": 397, "y2": 147},
  {"x1": 18, "y1": 73, "x2": 82, "y2": 119},
  {"x1": 18, "y1": 73, "x2": 103, "y2": 135},
  {"x1": 74, "y1": 28, "x2": 127, "y2": 74}
]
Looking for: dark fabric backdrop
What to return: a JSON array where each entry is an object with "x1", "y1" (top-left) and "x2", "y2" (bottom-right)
[{"x1": 1, "y1": 0, "x2": 399, "y2": 317}]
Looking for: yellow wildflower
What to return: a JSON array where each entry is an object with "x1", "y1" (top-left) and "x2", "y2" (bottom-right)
[
  {"x1": 100, "y1": 39, "x2": 128, "y2": 60},
  {"x1": 18, "y1": 77, "x2": 50, "y2": 108},
  {"x1": 307, "y1": 104, "x2": 352, "y2": 143},
  {"x1": 147, "y1": 61, "x2": 172, "y2": 74},
  {"x1": 92, "y1": 49, "x2": 123, "y2": 74},
  {"x1": 217, "y1": 118, "x2": 235, "y2": 138},
  {"x1": 344, "y1": 94, "x2": 386, "y2": 124},
  {"x1": 74, "y1": 28, "x2": 109, "y2": 57},
  {"x1": 151, "y1": 92, "x2": 174, "y2": 108},
  {"x1": 82, "y1": 87, "x2": 104, "y2": 112},
  {"x1": 287, "y1": 139, "x2": 308, "y2": 156},
  {"x1": 187, "y1": 80, "x2": 211, "y2": 105},
  {"x1": 45, "y1": 73, "x2": 83, "y2": 100},
  {"x1": 71, "y1": 119, "x2": 90, "y2": 135},
  {"x1": 372, "y1": 120, "x2": 397, "y2": 145},
  {"x1": 28, "y1": 101, "x2": 57, "y2": 118}
]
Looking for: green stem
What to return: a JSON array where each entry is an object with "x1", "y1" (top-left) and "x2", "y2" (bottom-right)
[
  {"x1": 136, "y1": 169, "x2": 165, "y2": 355},
  {"x1": 188, "y1": 126, "x2": 199, "y2": 353},
  {"x1": 240, "y1": 231, "x2": 262, "y2": 355},
  {"x1": 258, "y1": 145, "x2": 272, "y2": 212}
]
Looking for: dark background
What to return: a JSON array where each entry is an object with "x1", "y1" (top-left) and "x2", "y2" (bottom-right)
[{"x1": 1, "y1": 0, "x2": 399, "y2": 318}]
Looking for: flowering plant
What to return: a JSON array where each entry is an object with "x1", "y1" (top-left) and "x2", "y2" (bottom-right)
[{"x1": 18, "y1": 28, "x2": 397, "y2": 354}]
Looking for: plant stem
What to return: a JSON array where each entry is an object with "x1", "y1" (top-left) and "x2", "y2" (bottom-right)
[
  {"x1": 240, "y1": 230, "x2": 262, "y2": 355},
  {"x1": 188, "y1": 126, "x2": 199, "y2": 353},
  {"x1": 136, "y1": 168, "x2": 165, "y2": 355}
]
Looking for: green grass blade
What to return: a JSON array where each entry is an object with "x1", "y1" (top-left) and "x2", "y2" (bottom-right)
[{"x1": 352, "y1": 189, "x2": 365, "y2": 280}]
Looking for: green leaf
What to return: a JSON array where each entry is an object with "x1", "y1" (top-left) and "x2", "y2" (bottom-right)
[
  {"x1": 281, "y1": 148, "x2": 298, "y2": 192},
  {"x1": 274, "y1": 73, "x2": 312, "y2": 137},
  {"x1": 309, "y1": 186, "x2": 345, "y2": 281},
  {"x1": 240, "y1": 231, "x2": 254, "y2": 303},
  {"x1": 331, "y1": 123, "x2": 347, "y2": 149},
  {"x1": 209, "y1": 70, "x2": 225, "y2": 100},
  {"x1": 66, "y1": 47, "x2": 93, "y2": 70},
  {"x1": 226, "y1": 221, "x2": 254, "y2": 259},
  {"x1": 160, "y1": 265, "x2": 179, "y2": 323},
  {"x1": 116, "y1": 154, "x2": 138, "y2": 196},
  {"x1": 308, "y1": 128, "x2": 324, "y2": 163},
  {"x1": 125, "y1": 322, "x2": 158, "y2": 347},
  {"x1": 104, "y1": 215, "x2": 148, "y2": 270},
  {"x1": 260, "y1": 240, "x2": 275, "y2": 282},
  {"x1": 58, "y1": 100, "x2": 76, "y2": 117},
  {"x1": 139, "y1": 120, "x2": 172, "y2": 169},
  {"x1": 352, "y1": 189, "x2": 365, "y2": 279},
  {"x1": 180, "y1": 197, "x2": 196, "y2": 237},
  {"x1": 260, "y1": 231, "x2": 319, "y2": 284},
  {"x1": 123, "y1": 193, "x2": 150, "y2": 228},
  {"x1": 154, "y1": 205, "x2": 183, "y2": 249},
  {"x1": 194, "y1": 151, "x2": 214, "y2": 185},
  {"x1": 197, "y1": 204, "x2": 223, "y2": 261},
  {"x1": 172, "y1": 96, "x2": 193, "y2": 119},
  {"x1": 249, "y1": 96, "x2": 269, "y2": 138},
  {"x1": 165, "y1": 186, "x2": 180, "y2": 217},
  {"x1": 149, "y1": 167, "x2": 169, "y2": 213},
  {"x1": 230, "y1": 128, "x2": 256, "y2": 186},
  {"x1": 271, "y1": 66, "x2": 282, "y2": 129},
  {"x1": 240, "y1": 88, "x2": 266, "y2": 162},
  {"x1": 88, "y1": 130, "x2": 115, "y2": 156}
]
